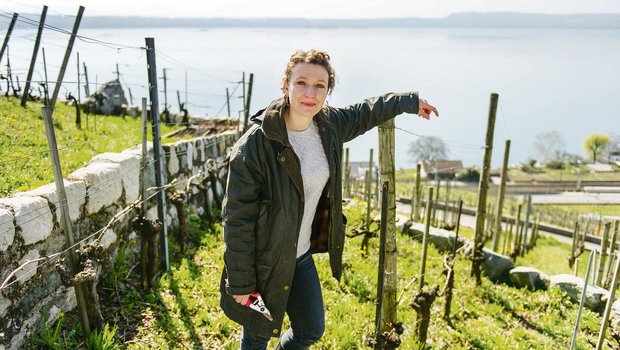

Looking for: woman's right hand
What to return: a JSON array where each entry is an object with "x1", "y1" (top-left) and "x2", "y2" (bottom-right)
[{"x1": 233, "y1": 294, "x2": 252, "y2": 305}]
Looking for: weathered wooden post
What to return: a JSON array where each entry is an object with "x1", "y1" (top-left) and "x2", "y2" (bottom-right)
[
  {"x1": 420, "y1": 187, "x2": 434, "y2": 289},
  {"x1": 145, "y1": 37, "x2": 169, "y2": 271},
  {"x1": 413, "y1": 163, "x2": 422, "y2": 222},
  {"x1": 521, "y1": 194, "x2": 532, "y2": 256},
  {"x1": 596, "y1": 251, "x2": 620, "y2": 350},
  {"x1": 410, "y1": 186, "x2": 438, "y2": 346},
  {"x1": 472, "y1": 93, "x2": 498, "y2": 284},
  {"x1": 378, "y1": 117, "x2": 397, "y2": 334},
  {"x1": 243, "y1": 73, "x2": 254, "y2": 133},
  {"x1": 570, "y1": 250, "x2": 596, "y2": 350},
  {"x1": 604, "y1": 221, "x2": 619, "y2": 288},
  {"x1": 21, "y1": 6, "x2": 47, "y2": 107},
  {"x1": 596, "y1": 222, "x2": 611, "y2": 286},
  {"x1": 492, "y1": 139, "x2": 511, "y2": 252},
  {"x1": 42, "y1": 106, "x2": 92, "y2": 336},
  {"x1": 443, "y1": 200, "x2": 462, "y2": 323},
  {"x1": 365, "y1": 149, "x2": 374, "y2": 229},
  {"x1": 343, "y1": 147, "x2": 350, "y2": 197},
  {"x1": 432, "y1": 177, "x2": 440, "y2": 227},
  {"x1": 570, "y1": 220, "x2": 580, "y2": 267},
  {"x1": 0, "y1": 13, "x2": 18, "y2": 65},
  {"x1": 83, "y1": 61, "x2": 90, "y2": 96},
  {"x1": 373, "y1": 181, "x2": 389, "y2": 350},
  {"x1": 511, "y1": 204, "x2": 523, "y2": 260},
  {"x1": 50, "y1": 6, "x2": 84, "y2": 112},
  {"x1": 443, "y1": 177, "x2": 451, "y2": 226}
]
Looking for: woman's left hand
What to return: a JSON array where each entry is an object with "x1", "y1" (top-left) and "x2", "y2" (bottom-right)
[{"x1": 418, "y1": 99, "x2": 439, "y2": 120}]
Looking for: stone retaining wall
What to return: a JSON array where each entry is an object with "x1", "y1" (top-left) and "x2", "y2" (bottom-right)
[{"x1": 0, "y1": 131, "x2": 237, "y2": 350}]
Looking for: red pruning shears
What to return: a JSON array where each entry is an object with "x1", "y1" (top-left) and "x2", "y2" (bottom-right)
[{"x1": 244, "y1": 292, "x2": 273, "y2": 321}]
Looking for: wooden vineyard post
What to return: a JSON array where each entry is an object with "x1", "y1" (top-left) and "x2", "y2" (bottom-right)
[
  {"x1": 378, "y1": 118, "x2": 397, "y2": 334},
  {"x1": 50, "y1": 6, "x2": 84, "y2": 112},
  {"x1": 596, "y1": 251, "x2": 620, "y2": 350},
  {"x1": 344, "y1": 147, "x2": 350, "y2": 198},
  {"x1": 413, "y1": 163, "x2": 422, "y2": 222},
  {"x1": 596, "y1": 222, "x2": 611, "y2": 286},
  {"x1": 42, "y1": 106, "x2": 92, "y2": 337},
  {"x1": 492, "y1": 139, "x2": 511, "y2": 252},
  {"x1": 366, "y1": 149, "x2": 374, "y2": 229},
  {"x1": 411, "y1": 188, "x2": 438, "y2": 346},
  {"x1": 443, "y1": 200, "x2": 463, "y2": 323},
  {"x1": 21, "y1": 6, "x2": 47, "y2": 107},
  {"x1": 472, "y1": 93, "x2": 498, "y2": 284},
  {"x1": 373, "y1": 181, "x2": 389, "y2": 349}
]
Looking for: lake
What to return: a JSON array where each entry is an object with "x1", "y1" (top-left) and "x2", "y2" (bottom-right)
[{"x1": 4, "y1": 25, "x2": 620, "y2": 167}]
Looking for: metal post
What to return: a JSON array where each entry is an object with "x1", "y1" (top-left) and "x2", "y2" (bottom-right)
[
  {"x1": 21, "y1": 7, "x2": 47, "y2": 107},
  {"x1": 41, "y1": 47, "x2": 49, "y2": 105},
  {"x1": 145, "y1": 37, "x2": 169, "y2": 271},
  {"x1": 570, "y1": 250, "x2": 596, "y2": 350},
  {"x1": 493, "y1": 139, "x2": 511, "y2": 252},
  {"x1": 0, "y1": 13, "x2": 18, "y2": 66},
  {"x1": 41, "y1": 106, "x2": 92, "y2": 337},
  {"x1": 50, "y1": 6, "x2": 84, "y2": 112},
  {"x1": 141, "y1": 98, "x2": 148, "y2": 214}
]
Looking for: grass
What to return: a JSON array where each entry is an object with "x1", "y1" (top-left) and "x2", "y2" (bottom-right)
[
  {"x1": 25, "y1": 201, "x2": 618, "y2": 349},
  {"x1": 0, "y1": 97, "x2": 182, "y2": 197}
]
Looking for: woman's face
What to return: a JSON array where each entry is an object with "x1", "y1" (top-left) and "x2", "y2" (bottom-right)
[{"x1": 285, "y1": 62, "x2": 329, "y2": 120}]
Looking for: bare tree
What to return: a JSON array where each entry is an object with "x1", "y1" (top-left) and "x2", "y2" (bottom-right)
[
  {"x1": 408, "y1": 136, "x2": 449, "y2": 163},
  {"x1": 533, "y1": 130, "x2": 565, "y2": 163}
]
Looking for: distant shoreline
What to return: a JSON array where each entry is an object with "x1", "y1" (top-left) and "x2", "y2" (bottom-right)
[{"x1": 9, "y1": 12, "x2": 620, "y2": 30}]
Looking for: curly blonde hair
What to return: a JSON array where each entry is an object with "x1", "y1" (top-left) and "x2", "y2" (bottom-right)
[{"x1": 281, "y1": 49, "x2": 336, "y2": 94}]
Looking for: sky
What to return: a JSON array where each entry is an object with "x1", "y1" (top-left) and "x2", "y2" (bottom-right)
[{"x1": 1, "y1": 0, "x2": 620, "y2": 18}]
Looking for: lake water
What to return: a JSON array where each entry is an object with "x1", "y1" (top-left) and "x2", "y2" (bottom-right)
[{"x1": 4, "y1": 25, "x2": 620, "y2": 168}]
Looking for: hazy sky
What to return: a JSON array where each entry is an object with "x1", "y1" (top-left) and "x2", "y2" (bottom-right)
[{"x1": 1, "y1": 0, "x2": 619, "y2": 18}]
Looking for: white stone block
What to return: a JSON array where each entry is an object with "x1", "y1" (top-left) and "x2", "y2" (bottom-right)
[
  {"x1": 92, "y1": 152, "x2": 140, "y2": 204},
  {"x1": 16, "y1": 249, "x2": 40, "y2": 284},
  {"x1": 167, "y1": 146, "x2": 180, "y2": 176},
  {"x1": 0, "y1": 208, "x2": 14, "y2": 251},
  {"x1": 100, "y1": 228, "x2": 117, "y2": 250},
  {"x1": 0, "y1": 197, "x2": 53, "y2": 246},
  {"x1": 199, "y1": 138, "x2": 206, "y2": 162},
  {"x1": 16, "y1": 180, "x2": 86, "y2": 225},
  {"x1": 194, "y1": 139, "x2": 201, "y2": 162},
  {"x1": 186, "y1": 142, "x2": 194, "y2": 170},
  {"x1": 0, "y1": 294, "x2": 10, "y2": 317},
  {"x1": 69, "y1": 162, "x2": 123, "y2": 214}
]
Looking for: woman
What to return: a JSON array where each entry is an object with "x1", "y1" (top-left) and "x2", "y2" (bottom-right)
[{"x1": 220, "y1": 49, "x2": 438, "y2": 350}]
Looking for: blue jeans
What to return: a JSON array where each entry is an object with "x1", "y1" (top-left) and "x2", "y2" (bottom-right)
[{"x1": 240, "y1": 250, "x2": 325, "y2": 350}]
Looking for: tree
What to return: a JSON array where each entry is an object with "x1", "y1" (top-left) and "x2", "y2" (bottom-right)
[
  {"x1": 408, "y1": 136, "x2": 449, "y2": 163},
  {"x1": 583, "y1": 133, "x2": 609, "y2": 163},
  {"x1": 533, "y1": 130, "x2": 565, "y2": 163}
]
